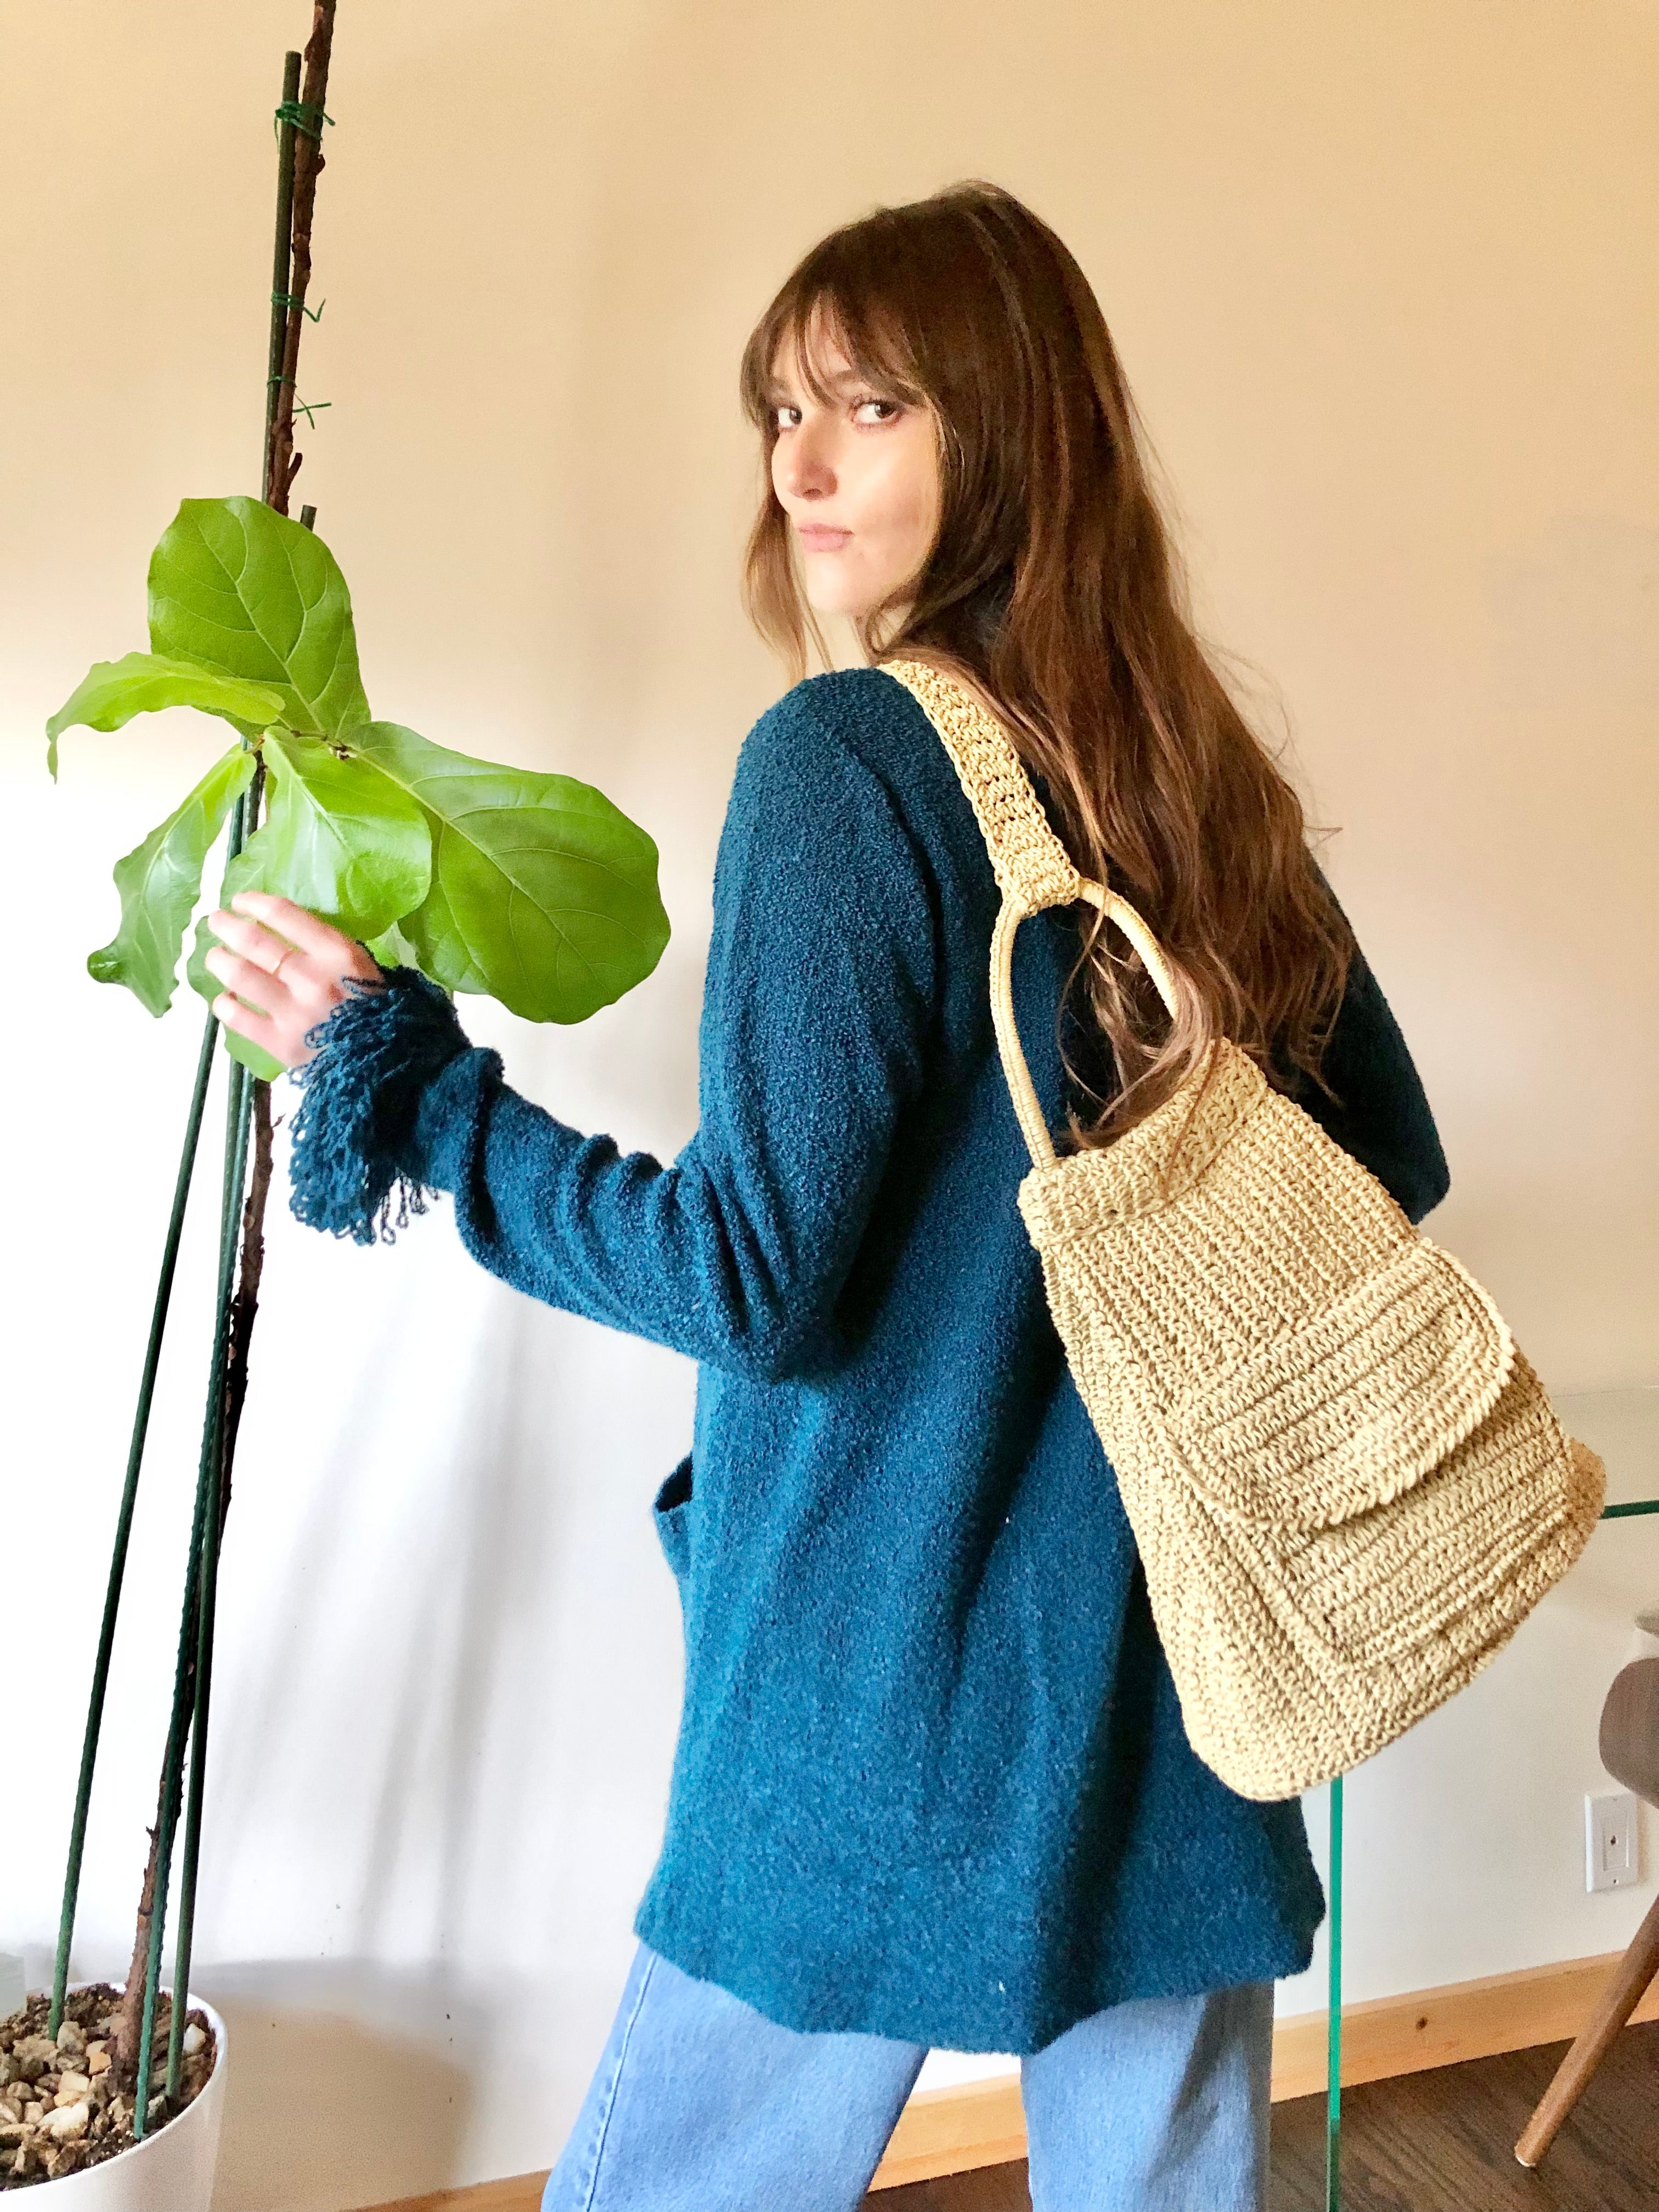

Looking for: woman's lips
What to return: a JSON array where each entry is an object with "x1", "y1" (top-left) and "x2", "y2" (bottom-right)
[{"x1": 797, "y1": 525, "x2": 852, "y2": 551}]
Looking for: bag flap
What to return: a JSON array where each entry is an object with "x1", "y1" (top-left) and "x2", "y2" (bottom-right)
[{"x1": 1169, "y1": 1239, "x2": 1515, "y2": 1528}]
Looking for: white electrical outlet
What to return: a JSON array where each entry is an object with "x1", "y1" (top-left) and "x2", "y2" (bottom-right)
[{"x1": 1586, "y1": 1791, "x2": 1640, "y2": 1892}]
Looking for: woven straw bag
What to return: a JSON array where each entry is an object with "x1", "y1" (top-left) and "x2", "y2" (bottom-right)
[{"x1": 885, "y1": 657, "x2": 1606, "y2": 1801}]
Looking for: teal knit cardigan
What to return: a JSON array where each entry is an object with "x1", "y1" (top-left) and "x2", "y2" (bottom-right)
[{"x1": 289, "y1": 666, "x2": 1449, "y2": 2055}]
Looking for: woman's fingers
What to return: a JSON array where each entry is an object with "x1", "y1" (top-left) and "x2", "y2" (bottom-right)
[
  {"x1": 229, "y1": 890, "x2": 375, "y2": 975},
  {"x1": 206, "y1": 908, "x2": 299, "y2": 975},
  {"x1": 203, "y1": 893, "x2": 384, "y2": 1070},
  {"x1": 203, "y1": 943, "x2": 290, "y2": 1015},
  {"x1": 211, "y1": 992, "x2": 283, "y2": 1056}
]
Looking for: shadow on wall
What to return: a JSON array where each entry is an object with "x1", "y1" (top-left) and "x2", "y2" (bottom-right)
[
  {"x1": 203, "y1": 1958, "x2": 479, "y2": 2212},
  {"x1": 201, "y1": 1245, "x2": 549, "y2": 1963}
]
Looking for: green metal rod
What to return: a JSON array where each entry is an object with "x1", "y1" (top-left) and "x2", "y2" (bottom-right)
[
  {"x1": 132, "y1": 1054, "x2": 252, "y2": 2138},
  {"x1": 165, "y1": 758, "x2": 269, "y2": 2094},
  {"x1": 1301, "y1": 1502, "x2": 1652, "y2": 2207},
  {"x1": 162, "y1": 1053, "x2": 256, "y2": 2097},
  {"x1": 1326, "y1": 1773, "x2": 1344, "y2": 2212},
  {"x1": 57, "y1": 30, "x2": 326, "y2": 2113},
  {"x1": 144, "y1": 42, "x2": 317, "y2": 2098},
  {"x1": 162, "y1": 1423, "x2": 226, "y2": 2097},
  {"x1": 48, "y1": 1008, "x2": 219, "y2": 2040},
  {"x1": 131, "y1": 777, "x2": 253, "y2": 2138}
]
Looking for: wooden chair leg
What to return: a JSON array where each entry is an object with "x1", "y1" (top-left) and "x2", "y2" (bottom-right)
[{"x1": 1515, "y1": 1888, "x2": 1659, "y2": 2166}]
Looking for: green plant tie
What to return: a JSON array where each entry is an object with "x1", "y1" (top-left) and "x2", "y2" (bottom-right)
[
  {"x1": 271, "y1": 289, "x2": 325, "y2": 322},
  {"x1": 267, "y1": 373, "x2": 332, "y2": 428},
  {"x1": 273, "y1": 98, "x2": 334, "y2": 141}
]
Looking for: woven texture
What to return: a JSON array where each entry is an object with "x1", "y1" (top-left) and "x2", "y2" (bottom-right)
[
  {"x1": 885, "y1": 655, "x2": 1607, "y2": 1800},
  {"x1": 885, "y1": 659, "x2": 1084, "y2": 914}
]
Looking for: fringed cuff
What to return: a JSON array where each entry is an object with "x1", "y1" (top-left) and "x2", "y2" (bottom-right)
[{"x1": 289, "y1": 966, "x2": 476, "y2": 1246}]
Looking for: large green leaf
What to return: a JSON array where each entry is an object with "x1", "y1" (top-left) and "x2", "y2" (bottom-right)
[
  {"x1": 182, "y1": 734, "x2": 426, "y2": 1077},
  {"x1": 351, "y1": 721, "x2": 670, "y2": 1023},
  {"x1": 227, "y1": 1031, "x2": 287, "y2": 1081},
  {"x1": 45, "y1": 653, "x2": 287, "y2": 779},
  {"x1": 365, "y1": 916, "x2": 422, "y2": 970},
  {"x1": 88, "y1": 746, "x2": 256, "y2": 1016},
  {"x1": 183, "y1": 917, "x2": 284, "y2": 1077},
  {"x1": 148, "y1": 497, "x2": 370, "y2": 737},
  {"x1": 217, "y1": 732, "x2": 432, "y2": 942},
  {"x1": 184, "y1": 909, "x2": 287, "y2": 1081}
]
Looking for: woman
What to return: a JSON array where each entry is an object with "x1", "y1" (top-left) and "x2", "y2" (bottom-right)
[{"x1": 206, "y1": 183, "x2": 1448, "y2": 2210}]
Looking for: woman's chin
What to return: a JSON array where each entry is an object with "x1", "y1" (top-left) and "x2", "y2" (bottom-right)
[{"x1": 802, "y1": 583, "x2": 885, "y2": 621}]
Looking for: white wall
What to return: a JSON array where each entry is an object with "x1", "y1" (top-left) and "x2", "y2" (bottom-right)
[{"x1": 2, "y1": 3, "x2": 1656, "y2": 2204}]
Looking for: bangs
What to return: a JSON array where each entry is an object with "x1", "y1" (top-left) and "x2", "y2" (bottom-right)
[{"x1": 740, "y1": 276, "x2": 927, "y2": 428}]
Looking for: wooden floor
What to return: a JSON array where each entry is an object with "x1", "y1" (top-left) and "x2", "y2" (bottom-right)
[{"x1": 865, "y1": 2021, "x2": 1659, "y2": 2211}]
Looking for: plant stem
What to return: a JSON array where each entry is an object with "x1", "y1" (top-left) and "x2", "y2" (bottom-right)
[
  {"x1": 47, "y1": 1011, "x2": 219, "y2": 2040},
  {"x1": 219, "y1": 1082, "x2": 274, "y2": 1509},
  {"x1": 263, "y1": 51, "x2": 302, "y2": 496},
  {"x1": 268, "y1": 1, "x2": 338, "y2": 514}
]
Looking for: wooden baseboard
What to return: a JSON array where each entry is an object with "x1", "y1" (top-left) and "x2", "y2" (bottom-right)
[
  {"x1": 871, "y1": 2073, "x2": 1027, "y2": 2190},
  {"x1": 358, "y1": 1944, "x2": 1659, "y2": 2209},
  {"x1": 1266, "y1": 1946, "x2": 1659, "y2": 2104},
  {"x1": 365, "y1": 2183, "x2": 550, "y2": 2212}
]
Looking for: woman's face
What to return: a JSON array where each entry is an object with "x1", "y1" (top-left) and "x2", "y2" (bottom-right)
[{"x1": 768, "y1": 333, "x2": 940, "y2": 620}]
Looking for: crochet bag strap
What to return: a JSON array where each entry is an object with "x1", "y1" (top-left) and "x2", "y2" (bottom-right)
[{"x1": 883, "y1": 658, "x2": 1182, "y2": 1170}]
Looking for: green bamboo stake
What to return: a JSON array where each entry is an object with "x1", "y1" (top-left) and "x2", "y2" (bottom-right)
[
  {"x1": 161, "y1": 1415, "x2": 228, "y2": 2100},
  {"x1": 161, "y1": 989, "x2": 257, "y2": 2102},
  {"x1": 1325, "y1": 1773, "x2": 1344, "y2": 2212},
  {"x1": 46, "y1": 1011, "x2": 219, "y2": 2039},
  {"x1": 131, "y1": 1058, "x2": 252, "y2": 2128},
  {"x1": 50, "y1": 42, "x2": 309, "y2": 2067},
  {"x1": 132, "y1": 903, "x2": 256, "y2": 2142},
  {"x1": 162, "y1": 16, "x2": 332, "y2": 2091},
  {"x1": 166, "y1": 812, "x2": 277, "y2": 2094}
]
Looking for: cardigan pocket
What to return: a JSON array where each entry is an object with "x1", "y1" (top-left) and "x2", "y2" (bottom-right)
[{"x1": 652, "y1": 1453, "x2": 695, "y2": 1583}]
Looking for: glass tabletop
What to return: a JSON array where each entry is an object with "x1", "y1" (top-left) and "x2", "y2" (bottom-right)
[{"x1": 1321, "y1": 1489, "x2": 1659, "y2": 2212}]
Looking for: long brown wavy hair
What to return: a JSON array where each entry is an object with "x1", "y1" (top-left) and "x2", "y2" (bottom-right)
[{"x1": 738, "y1": 180, "x2": 1353, "y2": 1149}]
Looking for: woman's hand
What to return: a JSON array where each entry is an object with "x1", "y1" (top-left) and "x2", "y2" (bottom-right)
[{"x1": 204, "y1": 891, "x2": 383, "y2": 1070}]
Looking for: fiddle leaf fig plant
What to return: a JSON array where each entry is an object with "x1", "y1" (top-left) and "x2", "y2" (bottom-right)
[
  {"x1": 88, "y1": 746, "x2": 259, "y2": 1018},
  {"x1": 33, "y1": 15, "x2": 678, "y2": 2159},
  {"x1": 49, "y1": 493, "x2": 671, "y2": 1075}
]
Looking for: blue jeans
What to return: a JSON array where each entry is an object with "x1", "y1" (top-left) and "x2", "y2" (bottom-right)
[{"x1": 543, "y1": 1942, "x2": 1273, "y2": 2211}]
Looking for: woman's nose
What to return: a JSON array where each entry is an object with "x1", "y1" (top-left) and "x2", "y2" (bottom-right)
[{"x1": 777, "y1": 424, "x2": 836, "y2": 501}]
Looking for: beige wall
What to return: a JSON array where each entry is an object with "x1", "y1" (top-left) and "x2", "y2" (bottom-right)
[{"x1": 3, "y1": 3, "x2": 1656, "y2": 2204}]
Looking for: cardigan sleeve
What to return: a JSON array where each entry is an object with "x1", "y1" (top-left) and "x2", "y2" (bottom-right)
[
  {"x1": 1284, "y1": 887, "x2": 1451, "y2": 1226},
  {"x1": 287, "y1": 687, "x2": 938, "y2": 1382}
]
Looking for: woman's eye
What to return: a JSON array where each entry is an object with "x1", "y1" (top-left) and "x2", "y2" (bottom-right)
[
  {"x1": 773, "y1": 404, "x2": 802, "y2": 431},
  {"x1": 853, "y1": 397, "x2": 901, "y2": 425}
]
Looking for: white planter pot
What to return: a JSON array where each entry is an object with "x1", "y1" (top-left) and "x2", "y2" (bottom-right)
[{"x1": 22, "y1": 1992, "x2": 226, "y2": 2211}]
